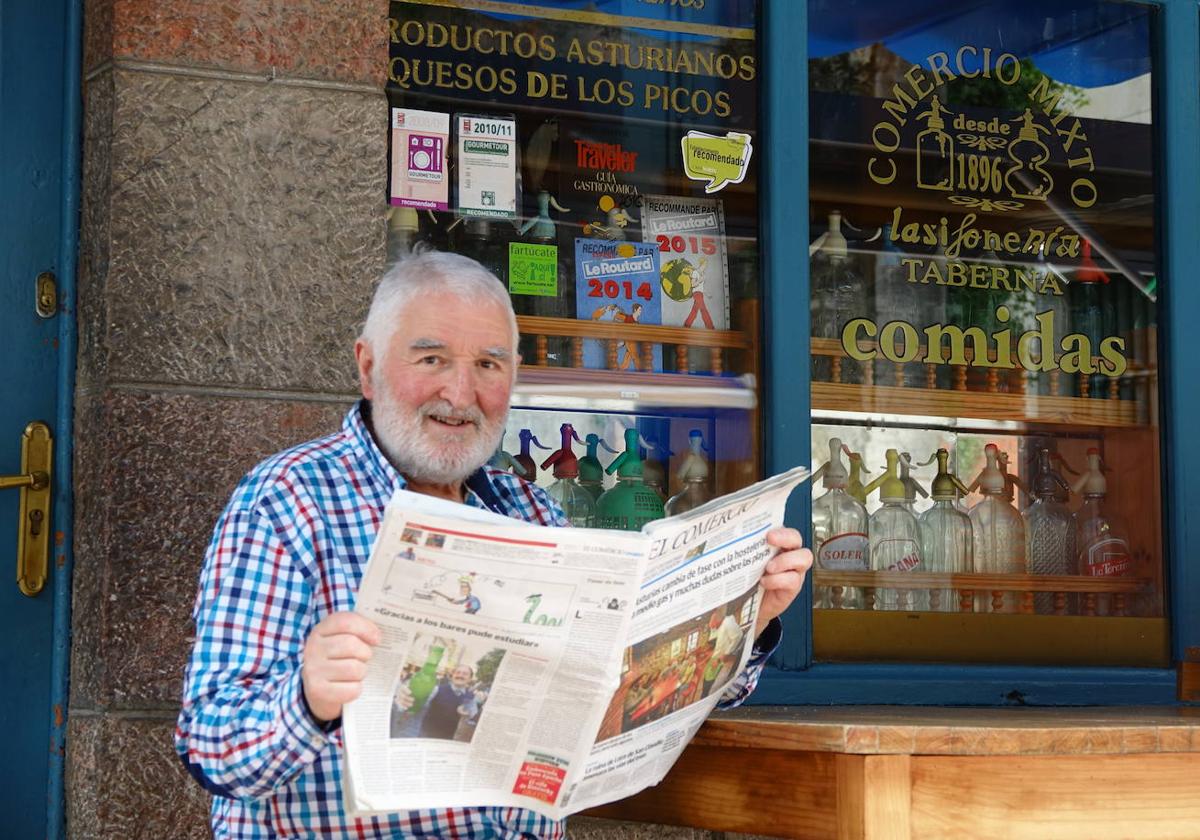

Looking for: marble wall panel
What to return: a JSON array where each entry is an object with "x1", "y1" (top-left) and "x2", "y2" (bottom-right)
[
  {"x1": 89, "y1": 0, "x2": 387, "y2": 85},
  {"x1": 103, "y1": 68, "x2": 384, "y2": 392},
  {"x1": 67, "y1": 715, "x2": 211, "y2": 839},
  {"x1": 74, "y1": 390, "x2": 349, "y2": 709}
]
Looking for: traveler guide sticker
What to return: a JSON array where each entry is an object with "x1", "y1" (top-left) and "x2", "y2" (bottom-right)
[{"x1": 680, "y1": 130, "x2": 753, "y2": 193}]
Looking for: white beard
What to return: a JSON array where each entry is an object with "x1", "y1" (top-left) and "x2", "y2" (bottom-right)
[{"x1": 370, "y1": 376, "x2": 507, "y2": 488}]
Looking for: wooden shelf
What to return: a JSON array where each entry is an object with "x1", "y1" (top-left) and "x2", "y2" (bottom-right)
[
  {"x1": 812, "y1": 381, "x2": 1141, "y2": 427},
  {"x1": 513, "y1": 365, "x2": 757, "y2": 411}
]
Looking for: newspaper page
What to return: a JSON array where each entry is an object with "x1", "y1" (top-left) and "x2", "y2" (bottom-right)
[
  {"x1": 343, "y1": 466, "x2": 808, "y2": 819},
  {"x1": 562, "y1": 467, "x2": 807, "y2": 813}
]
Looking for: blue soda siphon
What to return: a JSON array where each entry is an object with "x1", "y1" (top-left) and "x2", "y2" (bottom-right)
[
  {"x1": 968, "y1": 444, "x2": 1027, "y2": 612},
  {"x1": 540, "y1": 422, "x2": 595, "y2": 527},
  {"x1": 917, "y1": 448, "x2": 974, "y2": 612},
  {"x1": 811, "y1": 438, "x2": 870, "y2": 610},
  {"x1": 1023, "y1": 448, "x2": 1076, "y2": 614},
  {"x1": 864, "y1": 449, "x2": 925, "y2": 611}
]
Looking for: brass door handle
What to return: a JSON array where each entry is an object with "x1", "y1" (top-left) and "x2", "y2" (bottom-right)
[{"x1": 0, "y1": 423, "x2": 52, "y2": 596}]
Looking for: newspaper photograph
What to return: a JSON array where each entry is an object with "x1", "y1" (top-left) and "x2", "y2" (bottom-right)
[{"x1": 342, "y1": 466, "x2": 808, "y2": 820}]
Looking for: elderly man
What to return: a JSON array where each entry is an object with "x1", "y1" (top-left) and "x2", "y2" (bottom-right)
[{"x1": 175, "y1": 251, "x2": 812, "y2": 839}]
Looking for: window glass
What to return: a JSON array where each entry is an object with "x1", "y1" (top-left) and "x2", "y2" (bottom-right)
[
  {"x1": 807, "y1": 0, "x2": 1165, "y2": 666},
  {"x1": 386, "y1": 0, "x2": 763, "y2": 519}
]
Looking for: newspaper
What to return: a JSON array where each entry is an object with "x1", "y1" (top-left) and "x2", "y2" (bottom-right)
[{"x1": 342, "y1": 466, "x2": 809, "y2": 820}]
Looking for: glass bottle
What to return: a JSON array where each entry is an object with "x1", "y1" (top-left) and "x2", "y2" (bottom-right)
[
  {"x1": 641, "y1": 434, "x2": 672, "y2": 500},
  {"x1": 666, "y1": 430, "x2": 713, "y2": 517},
  {"x1": 811, "y1": 438, "x2": 870, "y2": 610},
  {"x1": 517, "y1": 189, "x2": 572, "y2": 364},
  {"x1": 460, "y1": 217, "x2": 507, "y2": 282},
  {"x1": 386, "y1": 206, "x2": 420, "y2": 265},
  {"x1": 512, "y1": 428, "x2": 550, "y2": 484},
  {"x1": 406, "y1": 642, "x2": 445, "y2": 715},
  {"x1": 488, "y1": 431, "x2": 525, "y2": 478},
  {"x1": 899, "y1": 452, "x2": 927, "y2": 516},
  {"x1": 1023, "y1": 448, "x2": 1076, "y2": 614},
  {"x1": 1070, "y1": 240, "x2": 1116, "y2": 399},
  {"x1": 917, "y1": 448, "x2": 973, "y2": 613},
  {"x1": 596, "y1": 428, "x2": 665, "y2": 531},
  {"x1": 968, "y1": 444, "x2": 1027, "y2": 613},
  {"x1": 873, "y1": 227, "x2": 922, "y2": 387},
  {"x1": 542, "y1": 423, "x2": 595, "y2": 527},
  {"x1": 1072, "y1": 448, "x2": 1134, "y2": 616},
  {"x1": 865, "y1": 449, "x2": 925, "y2": 611},
  {"x1": 578, "y1": 433, "x2": 617, "y2": 503},
  {"x1": 845, "y1": 448, "x2": 871, "y2": 507},
  {"x1": 810, "y1": 211, "x2": 869, "y2": 383}
]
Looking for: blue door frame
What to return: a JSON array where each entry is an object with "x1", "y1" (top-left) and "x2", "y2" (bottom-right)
[
  {"x1": 0, "y1": 1, "x2": 82, "y2": 836},
  {"x1": 757, "y1": 0, "x2": 1199, "y2": 705}
]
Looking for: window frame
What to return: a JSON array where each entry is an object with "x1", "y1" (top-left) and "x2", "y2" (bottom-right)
[{"x1": 758, "y1": 0, "x2": 1198, "y2": 705}]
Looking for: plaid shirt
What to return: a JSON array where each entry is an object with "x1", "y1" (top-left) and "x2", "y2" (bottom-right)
[{"x1": 176, "y1": 401, "x2": 775, "y2": 839}]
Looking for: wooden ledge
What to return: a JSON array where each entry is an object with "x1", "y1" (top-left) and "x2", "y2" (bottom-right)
[
  {"x1": 696, "y1": 705, "x2": 1200, "y2": 755},
  {"x1": 587, "y1": 707, "x2": 1200, "y2": 839}
]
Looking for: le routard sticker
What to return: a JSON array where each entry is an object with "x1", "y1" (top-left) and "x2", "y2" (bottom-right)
[{"x1": 680, "y1": 130, "x2": 753, "y2": 193}]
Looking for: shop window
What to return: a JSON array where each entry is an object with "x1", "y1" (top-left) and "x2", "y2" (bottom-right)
[
  {"x1": 807, "y1": 0, "x2": 1166, "y2": 667},
  {"x1": 386, "y1": 1, "x2": 762, "y2": 521}
]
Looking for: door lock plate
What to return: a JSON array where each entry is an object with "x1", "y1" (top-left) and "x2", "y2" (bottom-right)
[{"x1": 0, "y1": 423, "x2": 53, "y2": 596}]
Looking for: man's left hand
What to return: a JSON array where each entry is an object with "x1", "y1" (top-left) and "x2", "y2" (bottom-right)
[{"x1": 755, "y1": 527, "x2": 814, "y2": 638}]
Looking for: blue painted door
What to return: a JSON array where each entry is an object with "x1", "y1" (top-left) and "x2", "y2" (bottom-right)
[{"x1": 1, "y1": 1, "x2": 75, "y2": 836}]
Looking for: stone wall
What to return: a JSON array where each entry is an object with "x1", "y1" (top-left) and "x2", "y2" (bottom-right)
[
  {"x1": 65, "y1": 2, "x2": 759, "y2": 837},
  {"x1": 69, "y1": 2, "x2": 388, "y2": 835}
]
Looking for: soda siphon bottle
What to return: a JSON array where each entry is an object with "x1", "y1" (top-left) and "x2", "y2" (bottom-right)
[
  {"x1": 541, "y1": 423, "x2": 595, "y2": 527},
  {"x1": 641, "y1": 434, "x2": 673, "y2": 500},
  {"x1": 899, "y1": 452, "x2": 928, "y2": 515},
  {"x1": 596, "y1": 428, "x2": 666, "y2": 531},
  {"x1": 917, "y1": 448, "x2": 973, "y2": 612},
  {"x1": 1070, "y1": 240, "x2": 1116, "y2": 399},
  {"x1": 1072, "y1": 448, "x2": 1133, "y2": 615},
  {"x1": 1023, "y1": 448, "x2": 1076, "y2": 614},
  {"x1": 386, "y1": 206, "x2": 420, "y2": 264},
  {"x1": 873, "y1": 228, "x2": 922, "y2": 387},
  {"x1": 488, "y1": 431, "x2": 525, "y2": 477},
  {"x1": 968, "y1": 444, "x2": 1027, "y2": 612},
  {"x1": 405, "y1": 642, "x2": 445, "y2": 714},
  {"x1": 864, "y1": 449, "x2": 925, "y2": 611},
  {"x1": 512, "y1": 429, "x2": 550, "y2": 484},
  {"x1": 845, "y1": 447, "x2": 871, "y2": 507},
  {"x1": 811, "y1": 438, "x2": 870, "y2": 609},
  {"x1": 517, "y1": 190, "x2": 572, "y2": 364},
  {"x1": 810, "y1": 211, "x2": 869, "y2": 383},
  {"x1": 665, "y1": 430, "x2": 713, "y2": 516},
  {"x1": 578, "y1": 433, "x2": 618, "y2": 503}
]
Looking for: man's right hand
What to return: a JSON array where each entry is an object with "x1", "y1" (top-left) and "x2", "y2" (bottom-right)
[{"x1": 301, "y1": 611, "x2": 382, "y2": 724}]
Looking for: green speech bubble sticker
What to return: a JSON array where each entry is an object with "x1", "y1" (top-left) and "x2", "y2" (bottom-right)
[{"x1": 680, "y1": 131, "x2": 753, "y2": 194}]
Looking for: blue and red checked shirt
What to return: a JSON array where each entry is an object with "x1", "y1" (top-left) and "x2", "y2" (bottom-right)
[{"x1": 176, "y1": 401, "x2": 775, "y2": 839}]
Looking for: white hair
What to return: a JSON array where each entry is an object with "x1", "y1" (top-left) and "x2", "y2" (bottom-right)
[{"x1": 360, "y1": 249, "x2": 519, "y2": 353}]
